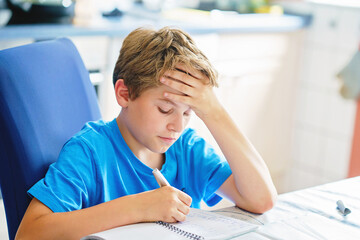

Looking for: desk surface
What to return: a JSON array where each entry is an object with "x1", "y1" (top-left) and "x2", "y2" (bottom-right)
[
  {"x1": 1, "y1": 178, "x2": 359, "y2": 239},
  {"x1": 81, "y1": 177, "x2": 360, "y2": 240},
  {"x1": 213, "y1": 176, "x2": 360, "y2": 239}
]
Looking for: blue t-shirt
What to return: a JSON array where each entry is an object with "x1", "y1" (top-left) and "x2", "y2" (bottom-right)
[{"x1": 28, "y1": 119, "x2": 232, "y2": 212}]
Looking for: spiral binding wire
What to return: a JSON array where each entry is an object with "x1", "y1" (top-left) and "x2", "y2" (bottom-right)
[{"x1": 156, "y1": 221, "x2": 205, "y2": 240}]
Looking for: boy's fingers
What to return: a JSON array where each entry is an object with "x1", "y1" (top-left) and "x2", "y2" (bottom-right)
[
  {"x1": 173, "y1": 210, "x2": 187, "y2": 222},
  {"x1": 164, "y1": 92, "x2": 191, "y2": 106},
  {"x1": 175, "y1": 64, "x2": 204, "y2": 80},
  {"x1": 164, "y1": 70, "x2": 201, "y2": 88},
  {"x1": 177, "y1": 203, "x2": 190, "y2": 216},
  {"x1": 178, "y1": 191, "x2": 192, "y2": 206},
  {"x1": 161, "y1": 77, "x2": 194, "y2": 96}
]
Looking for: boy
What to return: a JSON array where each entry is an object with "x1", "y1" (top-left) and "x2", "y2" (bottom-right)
[{"x1": 16, "y1": 27, "x2": 277, "y2": 240}]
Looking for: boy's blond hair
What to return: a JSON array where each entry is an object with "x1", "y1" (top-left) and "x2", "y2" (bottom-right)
[{"x1": 113, "y1": 27, "x2": 218, "y2": 100}]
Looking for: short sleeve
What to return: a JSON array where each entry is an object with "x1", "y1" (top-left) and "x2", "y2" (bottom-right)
[
  {"x1": 28, "y1": 136, "x2": 97, "y2": 212},
  {"x1": 183, "y1": 129, "x2": 232, "y2": 207}
]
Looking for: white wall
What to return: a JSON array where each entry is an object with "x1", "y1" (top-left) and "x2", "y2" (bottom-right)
[
  {"x1": 189, "y1": 31, "x2": 304, "y2": 194},
  {"x1": 285, "y1": 4, "x2": 360, "y2": 191}
]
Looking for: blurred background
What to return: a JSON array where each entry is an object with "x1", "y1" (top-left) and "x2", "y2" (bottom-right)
[{"x1": 1, "y1": 0, "x2": 360, "y2": 238}]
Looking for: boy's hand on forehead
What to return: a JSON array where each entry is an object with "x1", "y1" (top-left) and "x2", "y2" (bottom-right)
[
  {"x1": 160, "y1": 65, "x2": 223, "y2": 121},
  {"x1": 174, "y1": 66, "x2": 204, "y2": 83}
]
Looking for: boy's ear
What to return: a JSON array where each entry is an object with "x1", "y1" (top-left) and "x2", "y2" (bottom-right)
[{"x1": 114, "y1": 79, "x2": 130, "y2": 107}]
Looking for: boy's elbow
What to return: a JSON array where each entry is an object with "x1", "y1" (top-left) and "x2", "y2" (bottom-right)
[
  {"x1": 253, "y1": 195, "x2": 277, "y2": 214},
  {"x1": 237, "y1": 192, "x2": 278, "y2": 214},
  {"x1": 255, "y1": 186, "x2": 278, "y2": 213}
]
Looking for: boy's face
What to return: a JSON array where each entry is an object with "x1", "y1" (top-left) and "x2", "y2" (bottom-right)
[{"x1": 123, "y1": 83, "x2": 192, "y2": 154}]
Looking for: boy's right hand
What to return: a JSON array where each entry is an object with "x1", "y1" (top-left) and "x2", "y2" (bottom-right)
[{"x1": 136, "y1": 186, "x2": 192, "y2": 223}]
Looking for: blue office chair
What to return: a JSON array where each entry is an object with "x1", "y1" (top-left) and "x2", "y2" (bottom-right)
[{"x1": 0, "y1": 38, "x2": 102, "y2": 240}]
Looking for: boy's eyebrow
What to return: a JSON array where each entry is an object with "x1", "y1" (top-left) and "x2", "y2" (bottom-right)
[{"x1": 158, "y1": 98, "x2": 176, "y2": 106}]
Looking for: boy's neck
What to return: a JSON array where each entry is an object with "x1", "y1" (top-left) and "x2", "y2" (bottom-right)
[
  {"x1": 115, "y1": 115, "x2": 165, "y2": 170},
  {"x1": 138, "y1": 152, "x2": 165, "y2": 170}
]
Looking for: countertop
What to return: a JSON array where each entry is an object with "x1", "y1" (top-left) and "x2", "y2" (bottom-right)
[{"x1": 0, "y1": 5, "x2": 312, "y2": 40}]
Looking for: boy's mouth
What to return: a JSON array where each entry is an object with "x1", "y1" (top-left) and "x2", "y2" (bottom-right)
[{"x1": 158, "y1": 136, "x2": 177, "y2": 144}]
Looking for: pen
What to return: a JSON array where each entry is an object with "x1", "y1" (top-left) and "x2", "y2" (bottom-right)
[
  {"x1": 152, "y1": 168, "x2": 170, "y2": 187},
  {"x1": 336, "y1": 200, "x2": 351, "y2": 216}
]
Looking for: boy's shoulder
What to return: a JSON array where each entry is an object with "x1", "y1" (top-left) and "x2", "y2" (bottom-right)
[
  {"x1": 73, "y1": 119, "x2": 108, "y2": 136},
  {"x1": 68, "y1": 119, "x2": 115, "y2": 147}
]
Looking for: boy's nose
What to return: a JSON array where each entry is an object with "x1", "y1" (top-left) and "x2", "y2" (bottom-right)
[{"x1": 168, "y1": 115, "x2": 184, "y2": 133}]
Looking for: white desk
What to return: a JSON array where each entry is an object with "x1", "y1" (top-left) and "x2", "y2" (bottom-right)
[
  {"x1": 214, "y1": 176, "x2": 360, "y2": 239},
  {"x1": 85, "y1": 177, "x2": 360, "y2": 240}
]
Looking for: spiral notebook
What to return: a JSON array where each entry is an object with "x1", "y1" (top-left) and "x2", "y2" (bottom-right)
[{"x1": 82, "y1": 208, "x2": 258, "y2": 240}]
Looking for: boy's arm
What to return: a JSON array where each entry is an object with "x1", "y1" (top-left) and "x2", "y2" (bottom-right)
[
  {"x1": 161, "y1": 66, "x2": 277, "y2": 214},
  {"x1": 16, "y1": 186, "x2": 191, "y2": 240},
  {"x1": 204, "y1": 109, "x2": 277, "y2": 213}
]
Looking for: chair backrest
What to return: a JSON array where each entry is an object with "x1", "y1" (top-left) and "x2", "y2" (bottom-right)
[{"x1": 0, "y1": 38, "x2": 101, "y2": 240}]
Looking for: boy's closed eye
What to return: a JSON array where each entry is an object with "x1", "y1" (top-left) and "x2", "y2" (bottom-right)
[
  {"x1": 157, "y1": 106, "x2": 192, "y2": 117},
  {"x1": 157, "y1": 99, "x2": 174, "y2": 114},
  {"x1": 156, "y1": 98, "x2": 192, "y2": 116},
  {"x1": 158, "y1": 107, "x2": 172, "y2": 114}
]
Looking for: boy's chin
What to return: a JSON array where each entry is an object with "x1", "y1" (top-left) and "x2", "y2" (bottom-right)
[{"x1": 153, "y1": 145, "x2": 172, "y2": 154}]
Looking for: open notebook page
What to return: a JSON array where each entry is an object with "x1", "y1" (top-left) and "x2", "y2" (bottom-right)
[
  {"x1": 82, "y1": 208, "x2": 258, "y2": 240},
  {"x1": 171, "y1": 208, "x2": 258, "y2": 240}
]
